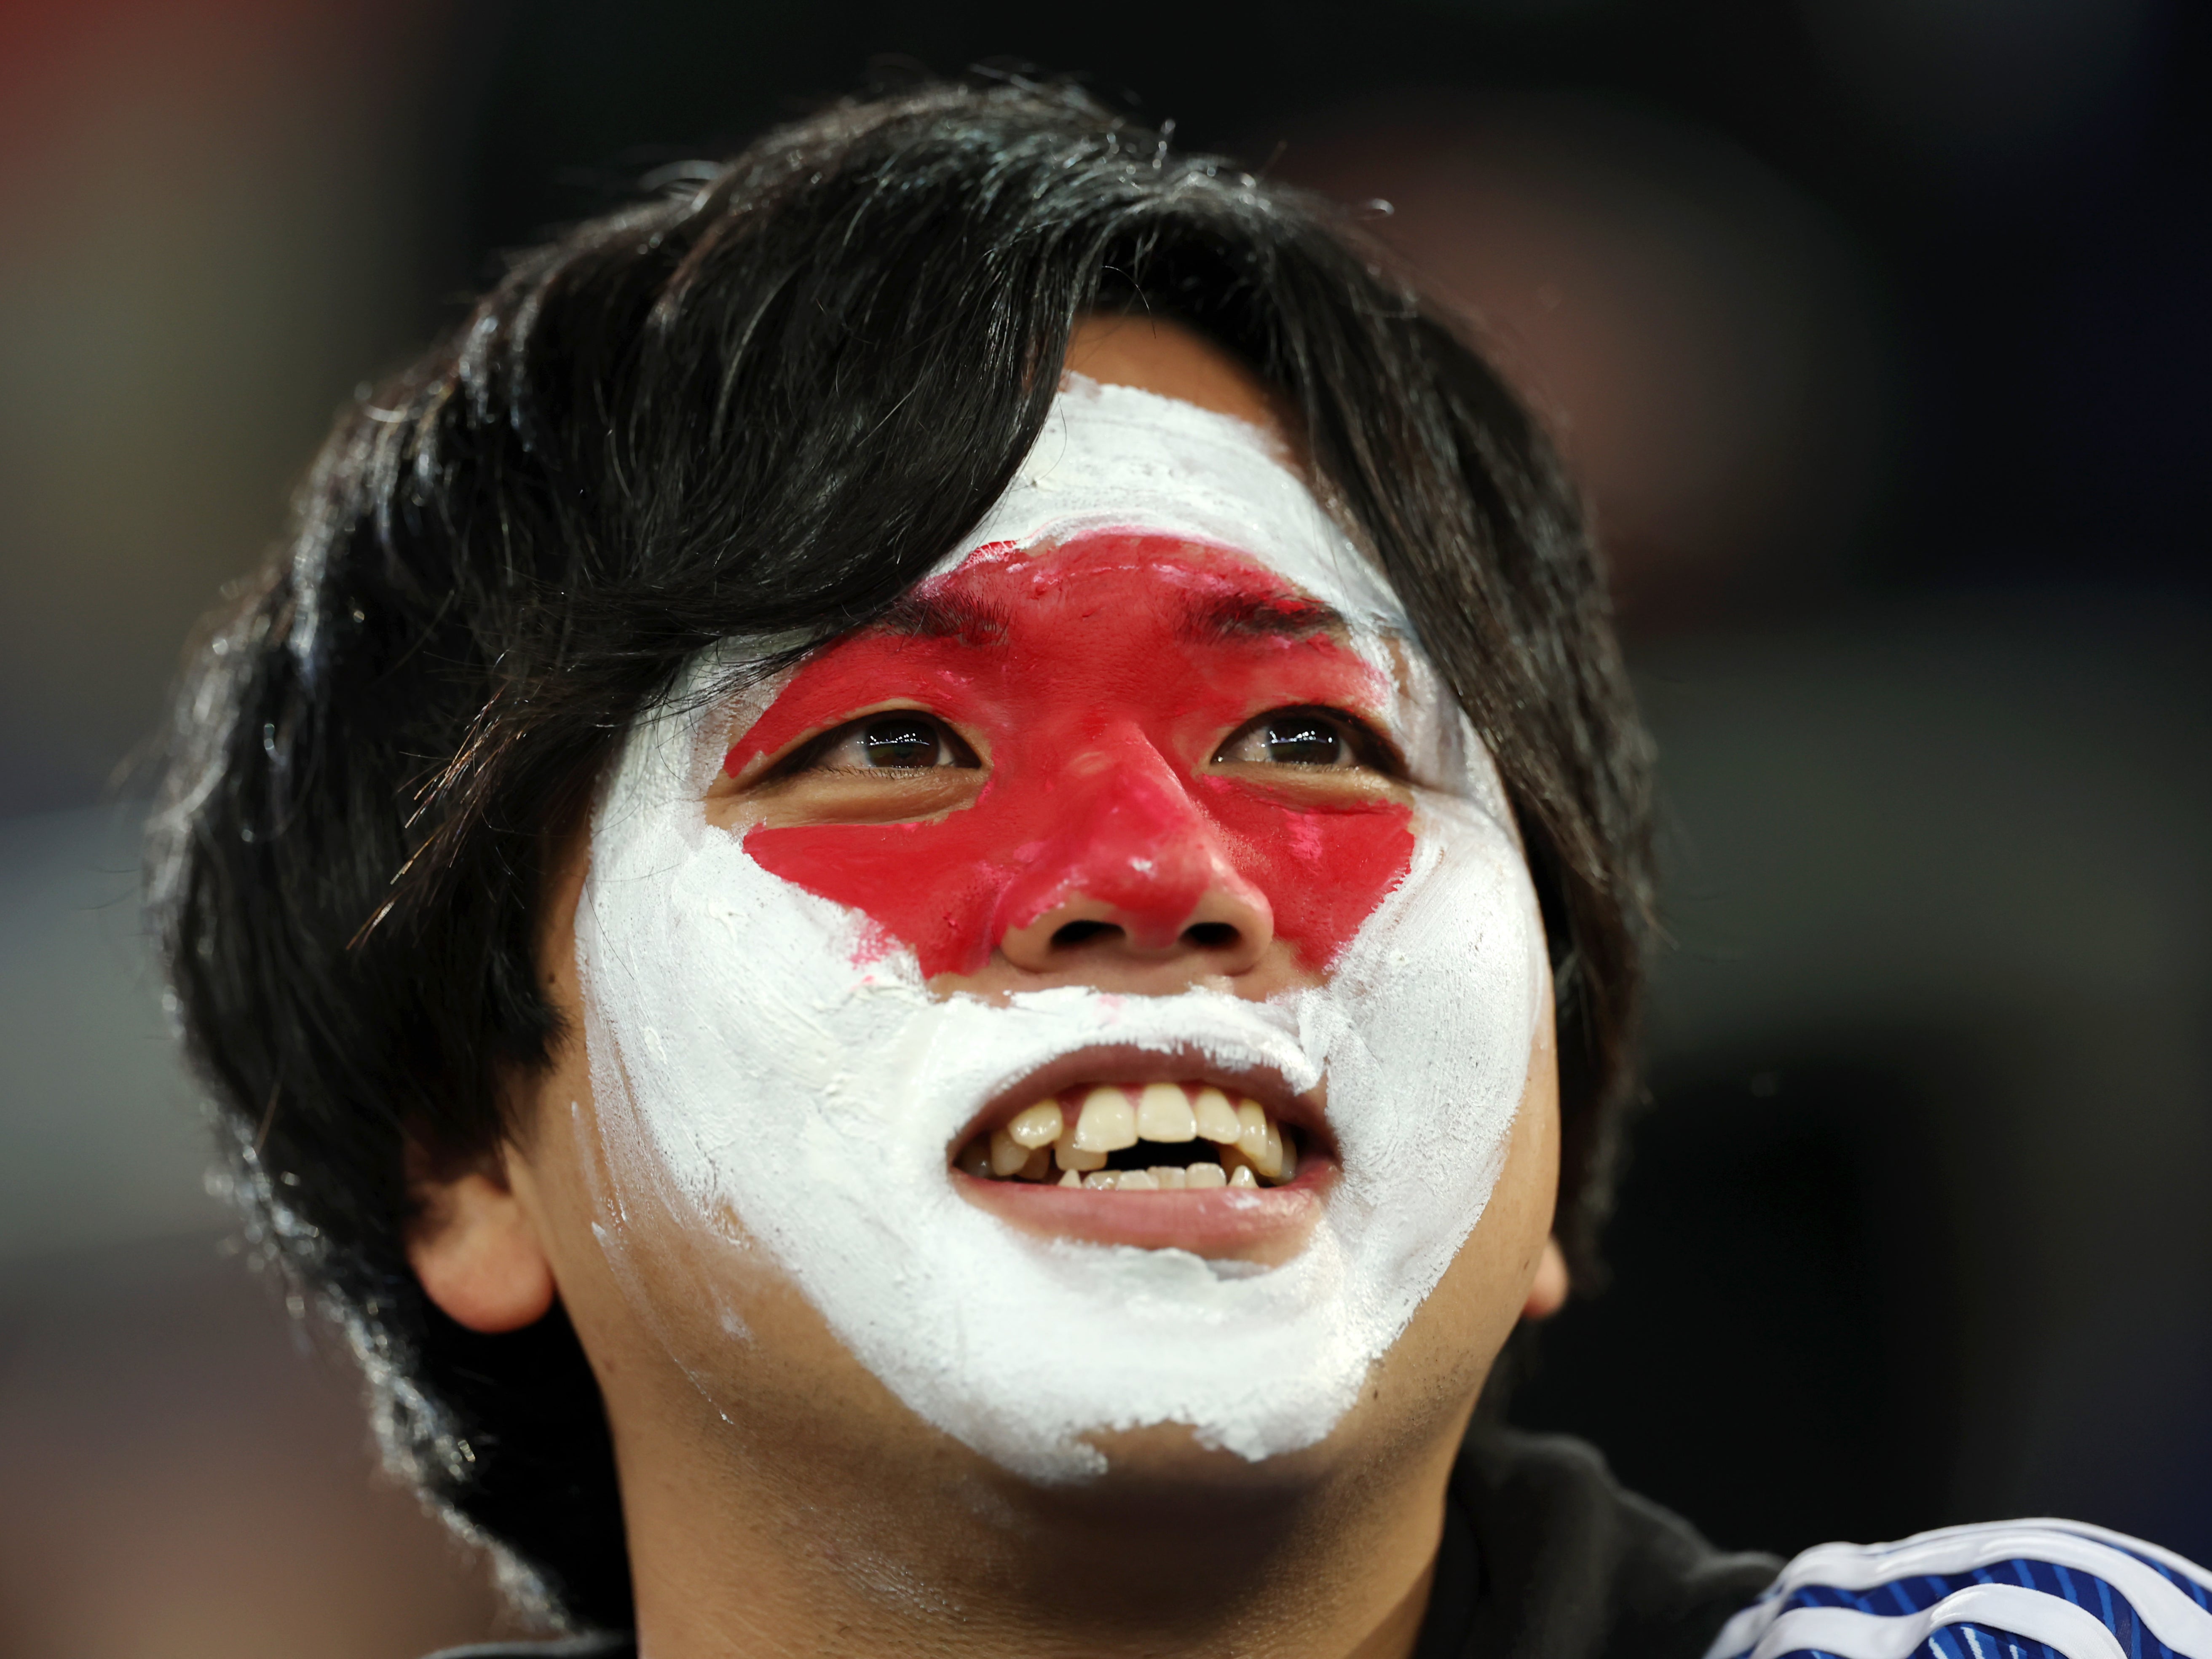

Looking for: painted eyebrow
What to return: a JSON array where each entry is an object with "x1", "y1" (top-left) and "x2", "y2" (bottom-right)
[
  {"x1": 875, "y1": 589, "x2": 1346, "y2": 644},
  {"x1": 876, "y1": 592, "x2": 1012, "y2": 644},
  {"x1": 1178, "y1": 590, "x2": 1348, "y2": 643}
]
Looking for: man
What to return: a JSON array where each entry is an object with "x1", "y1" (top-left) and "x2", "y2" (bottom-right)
[{"x1": 152, "y1": 77, "x2": 2210, "y2": 1659}]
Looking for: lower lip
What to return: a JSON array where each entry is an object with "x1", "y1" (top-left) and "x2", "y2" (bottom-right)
[{"x1": 952, "y1": 1160, "x2": 1334, "y2": 1261}]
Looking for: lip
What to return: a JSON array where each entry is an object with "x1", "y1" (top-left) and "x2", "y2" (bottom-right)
[
  {"x1": 948, "y1": 1043, "x2": 1335, "y2": 1262},
  {"x1": 957, "y1": 1158, "x2": 1333, "y2": 1262}
]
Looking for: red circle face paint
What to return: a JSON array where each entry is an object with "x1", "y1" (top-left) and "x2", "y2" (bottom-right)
[{"x1": 725, "y1": 534, "x2": 1417, "y2": 979}]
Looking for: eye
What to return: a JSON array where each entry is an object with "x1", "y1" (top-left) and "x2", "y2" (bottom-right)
[
  {"x1": 1212, "y1": 707, "x2": 1386, "y2": 771},
  {"x1": 801, "y1": 711, "x2": 980, "y2": 772}
]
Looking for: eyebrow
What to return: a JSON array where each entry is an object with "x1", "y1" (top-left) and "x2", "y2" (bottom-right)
[
  {"x1": 1178, "y1": 590, "x2": 1348, "y2": 643},
  {"x1": 878, "y1": 592, "x2": 1012, "y2": 644},
  {"x1": 873, "y1": 585, "x2": 1346, "y2": 646}
]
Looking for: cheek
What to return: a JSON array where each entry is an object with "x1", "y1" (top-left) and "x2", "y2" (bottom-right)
[
  {"x1": 1316, "y1": 804, "x2": 1548, "y2": 1166},
  {"x1": 1192, "y1": 781, "x2": 1417, "y2": 968},
  {"x1": 581, "y1": 822, "x2": 904, "y2": 1164},
  {"x1": 742, "y1": 787, "x2": 1026, "y2": 979}
]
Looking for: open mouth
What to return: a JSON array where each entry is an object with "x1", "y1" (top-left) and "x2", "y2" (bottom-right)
[
  {"x1": 953, "y1": 1081, "x2": 1305, "y2": 1191},
  {"x1": 948, "y1": 1054, "x2": 1331, "y2": 1259}
]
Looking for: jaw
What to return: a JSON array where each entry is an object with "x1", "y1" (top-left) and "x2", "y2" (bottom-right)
[{"x1": 924, "y1": 1319, "x2": 1492, "y2": 1654}]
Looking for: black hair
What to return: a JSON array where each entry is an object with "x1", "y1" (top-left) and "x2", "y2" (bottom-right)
[{"x1": 150, "y1": 74, "x2": 1652, "y2": 1630}]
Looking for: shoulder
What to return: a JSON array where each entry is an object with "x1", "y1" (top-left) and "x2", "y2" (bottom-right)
[
  {"x1": 1705, "y1": 1518, "x2": 2212, "y2": 1659},
  {"x1": 1453, "y1": 1426, "x2": 1782, "y2": 1659}
]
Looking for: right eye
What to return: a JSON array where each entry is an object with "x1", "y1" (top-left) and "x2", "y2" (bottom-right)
[{"x1": 801, "y1": 711, "x2": 980, "y2": 772}]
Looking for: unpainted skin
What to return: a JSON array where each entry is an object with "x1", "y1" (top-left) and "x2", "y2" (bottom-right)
[{"x1": 409, "y1": 314, "x2": 1571, "y2": 1659}]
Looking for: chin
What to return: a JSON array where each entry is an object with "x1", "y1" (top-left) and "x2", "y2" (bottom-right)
[{"x1": 980, "y1": 1416, "x2": 1372, "y2": 1547}]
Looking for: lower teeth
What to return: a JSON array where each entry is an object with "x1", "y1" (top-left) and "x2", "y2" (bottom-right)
[{"x1": 1055, "y1": 1162, "x2": 1261, "y2": 1192}]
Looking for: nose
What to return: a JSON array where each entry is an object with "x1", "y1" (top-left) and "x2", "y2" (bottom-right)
[{"x1": 995, "y1": 735, "x2": 1274, "y2": 978}]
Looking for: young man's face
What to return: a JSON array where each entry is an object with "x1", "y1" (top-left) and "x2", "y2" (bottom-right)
[{"x1": 475, "y1": 317, "x2": 1562, "y2": 1498}]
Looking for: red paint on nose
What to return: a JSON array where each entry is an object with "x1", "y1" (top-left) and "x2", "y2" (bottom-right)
[
  {"x1": 988, "y1": 725, "x2": 1274, "y2": 951},
  {"x1": 727, "y1": 535, "x2": 1415, "y2": 978}
]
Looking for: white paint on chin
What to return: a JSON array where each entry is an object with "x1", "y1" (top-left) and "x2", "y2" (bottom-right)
[{"x1": 573, "y1": 382, "x2": 1548, "y2": 1482}]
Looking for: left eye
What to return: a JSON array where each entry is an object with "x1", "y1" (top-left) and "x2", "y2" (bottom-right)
[
  {"x1": 809, "y1": 711, "x2": 977, "y2": 771},
  {"x1": 1213, "y1": 708, "x2": 1372, "y2": 769}
]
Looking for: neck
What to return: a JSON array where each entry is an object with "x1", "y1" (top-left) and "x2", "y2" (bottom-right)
[{"x1": 610, "y1": 1365, "x2": 1468, "y2": 1659}]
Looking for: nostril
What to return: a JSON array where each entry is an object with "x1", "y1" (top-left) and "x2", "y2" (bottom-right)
[
  {"x1": 1181, "y1": 922, "x2": 1240, "y2": 950},
  {"x1": 1051, "y1": 919, "x2": 1122, "y2": 950}
]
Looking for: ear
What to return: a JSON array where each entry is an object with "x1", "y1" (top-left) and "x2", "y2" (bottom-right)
[
  {"x1": 405, "y1": 1144, "x2": 557, "y2": 1334},
  {"x1": 1521, "y1": 1236, "x2": 1571, "y2": 1322}
]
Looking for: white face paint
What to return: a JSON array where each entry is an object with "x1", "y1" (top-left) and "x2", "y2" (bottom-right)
[{"x1": 575, "y1": 378, "x2": 1548, "y2": 1482}]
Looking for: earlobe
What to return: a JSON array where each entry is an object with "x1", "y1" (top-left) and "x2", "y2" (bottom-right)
[
  {"x1": 406, "y1": 1157, "x2": 558, "y2": 1334},
  {"x1": 1521, "y1": 1236, "x2": 1571, "y2": 1322}
]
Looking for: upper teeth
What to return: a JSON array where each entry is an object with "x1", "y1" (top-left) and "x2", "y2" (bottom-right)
[{"x1": 961, "y1": 1082, "x2": 1299, "y2": 1189}]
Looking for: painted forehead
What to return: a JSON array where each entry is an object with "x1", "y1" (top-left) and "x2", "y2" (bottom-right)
[
  {"x1": 948, "y1": 375, "x2": 1411, "y2": 636},
  {"x1": 701, "y1": 376, "x2": 1446, "y2": 785},
  {"x1": 732, "y1": 379, "x2": 1430, "y2": 744},
  {"x1": 681, "y1": 376, "x2": 1460, "y2": 801}
]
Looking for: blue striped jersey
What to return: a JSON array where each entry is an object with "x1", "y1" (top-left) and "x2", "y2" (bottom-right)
[{"x1": 1705, "y1": 1519, "x2": 2212, "y2": 1659}]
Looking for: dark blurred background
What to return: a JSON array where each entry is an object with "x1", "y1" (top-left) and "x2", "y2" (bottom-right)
[{"x1": 2, "y1": 2, "x2": 2205, "y2": 1653}]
